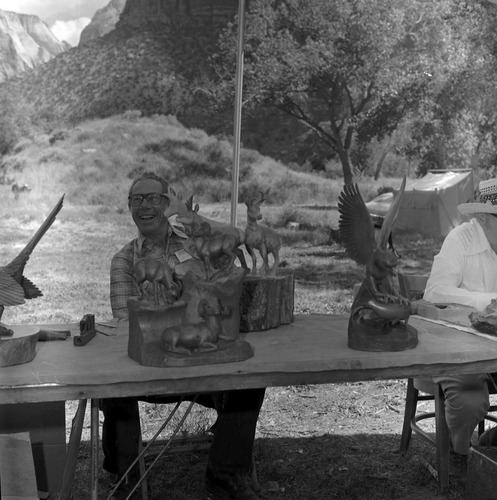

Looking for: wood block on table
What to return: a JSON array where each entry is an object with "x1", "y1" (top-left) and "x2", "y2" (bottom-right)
[
  {"x1": 0, "y1": 326, "x2": 39, "y2": 367},
  {"x1": 239, "y1": 274, "x2": 294, "y2": 332},
  {"x1": 413, "y1": 299, "x2": 474, "y2": 327}
]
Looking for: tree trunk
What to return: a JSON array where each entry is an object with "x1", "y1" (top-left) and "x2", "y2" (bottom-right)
[{"x1": 337, "y1": 143, "x2": 354, "y2": 185}]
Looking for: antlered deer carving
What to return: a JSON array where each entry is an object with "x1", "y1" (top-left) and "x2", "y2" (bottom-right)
[
  {"x1": 163, "y1": 189, "x2": 248, "y2": 275},
  {"x1": 245, "y1": 191, "x2": 281, "y2": 275}
]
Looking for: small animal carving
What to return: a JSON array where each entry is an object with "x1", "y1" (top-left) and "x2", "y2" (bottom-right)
[
  {"x1": 161, "y1": 298, "x2": 232, "y2": 355},
  {"x1": 187, "y1": 219, "x2": 245, "y2": 280},
  {"x1": 337, "y1": 176, "x2": 416, "y2": 351},
  {"x1": 133, "y1": 258, "x2": 180, "y2": 305},
  {"x1": 0, "y1": 195, "x2": 64, "y2": 323},
  {"x1": 244, "y1": 191, "x2": 281, "y2": 275},
  {"x1": 199, "y1": 297, "x2": 232, "y2": 337}
]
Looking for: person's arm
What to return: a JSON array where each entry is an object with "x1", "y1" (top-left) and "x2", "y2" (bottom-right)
[
  {"x1": 110, "y1": 250, "x2": 136, "y2": 321},
  {"x1": 424, "y1": 235, "x2": 497, "y2": 311}
]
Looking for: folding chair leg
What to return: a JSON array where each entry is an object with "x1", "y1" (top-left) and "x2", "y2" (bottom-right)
[
  {"x1": 400, "y1": 379, "x2": 418, "y2": 453},
  {"x1": 435, "y1": 384, "x2": 450, "y2": 491}
]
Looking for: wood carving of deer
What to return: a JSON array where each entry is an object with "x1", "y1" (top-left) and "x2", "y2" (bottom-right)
[
  {"x1": 245, "y1": 191, "x2": 281, "y2": 275},
  {"x1": 187, "y1": 218, "x2": 245, "y2": 281},
  {"x1": 163, "y1": 190, "x2": 248, "y2": 273},
  {"x1": 163, "y1": 188, "x2": 245, "y2": 243}
]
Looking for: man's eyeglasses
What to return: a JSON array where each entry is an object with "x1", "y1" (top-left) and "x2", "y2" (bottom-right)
[{"x1": 128, "y1": 193, "x2": 167, "y2": 207}]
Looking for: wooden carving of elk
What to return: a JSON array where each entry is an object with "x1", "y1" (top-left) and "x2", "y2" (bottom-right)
[
  {"x1": 245, "y1": 191, "x2": 281, "y2": 275},
  {"x1": 187, "y1": 218, "x2": 245, "y2": 281},
  {"x1": 163, "y1": 188, "x2": 248, "y2": 273},
  {"x1": 163, "y1": 188, "x2": 245, "y2": 242}
]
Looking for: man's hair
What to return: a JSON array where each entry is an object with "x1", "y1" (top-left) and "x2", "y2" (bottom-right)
[{"x1": 128, "y1": 171, "x2": 170, "y2": 202}]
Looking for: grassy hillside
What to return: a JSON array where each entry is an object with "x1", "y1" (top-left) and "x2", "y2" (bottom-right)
[{"x1": 0, "y1": 112, "x2": 403, "y2": 224}]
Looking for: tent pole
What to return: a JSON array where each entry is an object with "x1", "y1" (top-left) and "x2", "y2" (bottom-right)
[{"x1": 230, "y1": 0, "x2": 246, "y2": 227}]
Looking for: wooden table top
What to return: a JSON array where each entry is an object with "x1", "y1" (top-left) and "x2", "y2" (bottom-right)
[{"x1": 2, "y1": 314, "x2": 497, "y2": 404}]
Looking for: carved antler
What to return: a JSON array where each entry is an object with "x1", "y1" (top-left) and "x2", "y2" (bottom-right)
[
  {"x1": 246, "y1": 189, "x2": 266, "y2": 207},
  {"x1": 185, "y1": 195, "x2": 194, "y2": 212},
  {"x1": 163, "y1": 185, "x2": 185, "y2": 218}
]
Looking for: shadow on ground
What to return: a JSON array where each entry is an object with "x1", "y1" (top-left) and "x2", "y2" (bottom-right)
[{"x1": 72, "y1": 434, "x2": 466, "y2": 500}]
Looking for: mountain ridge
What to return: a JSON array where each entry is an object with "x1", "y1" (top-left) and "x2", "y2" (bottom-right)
[
  {"x1": 0, "y1": 0, "x2": 238, "y2": 124},
  {"x1": 79, "y1": 0, "x2": 126, "y2": 46},
  {"x1": 0, "y1": 0, "x2": 302, "y2": 163},
  {"x1": 0, "y1": 9, "x2": 67, "y2": 82}
]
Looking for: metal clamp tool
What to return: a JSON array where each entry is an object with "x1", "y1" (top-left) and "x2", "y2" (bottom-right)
[{"x1": 74, "y1": 314, "x2": 97, "y2": 346}]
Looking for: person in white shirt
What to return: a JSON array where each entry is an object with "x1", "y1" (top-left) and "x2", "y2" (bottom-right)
[{"x1": 423, "y1": 178, "x2": 497, "y2": 474}]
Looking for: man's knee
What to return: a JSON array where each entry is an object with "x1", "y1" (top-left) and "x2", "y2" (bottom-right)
[
  {"x1": 100, "y1": 397, "x2": 139, "y2": 419},
  {"x1": 445, "y1": 388, "x2": 489, "y2": 423}
]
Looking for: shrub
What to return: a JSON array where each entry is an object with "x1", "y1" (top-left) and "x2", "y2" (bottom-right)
[
  {"x1": 0, "y1": 93, "x2": 34, "y2": 155},
  {"x1": 270, "y1": 205, "x2": 301, "y2": 229},
  {"x1": 121, "y1": 110, "x2": 143, "y2": 120}
]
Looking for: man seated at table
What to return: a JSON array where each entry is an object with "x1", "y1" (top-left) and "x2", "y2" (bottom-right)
[
  {"x1": 101, "y1": 171, "x2": 265, "y2": 499},
  {"x1": 423, "y1": 178, "x2": 497, "y2": 476}
]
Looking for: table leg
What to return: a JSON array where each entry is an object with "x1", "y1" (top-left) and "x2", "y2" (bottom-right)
[
  {"x1": 91, "y1": 399, "x2": 100, "y2": 500},
  {"x1": 58, "y1": 399, "x2": 87, "y2": 500}
]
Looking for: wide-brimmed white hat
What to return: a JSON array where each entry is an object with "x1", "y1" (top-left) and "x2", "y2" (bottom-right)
[{"x1": 458, "y1": 178, "x2": 497, "y2": 216}]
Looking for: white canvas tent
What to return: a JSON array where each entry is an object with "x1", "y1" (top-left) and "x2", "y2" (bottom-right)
[{"x1": 366, "y1": 171, "x2": 475, "y2": 238}]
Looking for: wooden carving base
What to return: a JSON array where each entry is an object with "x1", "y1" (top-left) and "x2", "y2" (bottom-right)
[
  {"x1": 348, "y1": 320, "x2": 418, "y2": 352},
  {"x1": 0, "y1": 326, "x2": 39, "y2": 367},
  {"x1": 239, "y1": 274, "x2": 294, "y2": 332},
  {"x1": 181, "y1": 268, "x2": 246, "y2": 341},
  {"x1": 146, "y1": 338, "x2": 254, "y2": 367},
  {"x1": 128, "y1": 268, "x2": 254, "y2": 367}
]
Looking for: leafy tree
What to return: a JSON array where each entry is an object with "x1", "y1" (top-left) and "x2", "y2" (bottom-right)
[
  {"x1": 372, "y1": 1, "x2": 497, "y2": 176},
  {"x1": 0, "y1": 93, "x2": 34, "y2": 156},
  {"x1": 210, "y1": 0, "x2": 447, "y2": 184}
]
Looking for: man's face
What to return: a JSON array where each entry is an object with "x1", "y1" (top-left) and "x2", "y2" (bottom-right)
[{"x1": 129, "y1": 179, "x2": 170, "y2": 237}]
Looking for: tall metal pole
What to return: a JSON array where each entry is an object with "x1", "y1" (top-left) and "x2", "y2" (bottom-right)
[{"x1": 230, "y1": 0, "x2": 246, "y2": 227}]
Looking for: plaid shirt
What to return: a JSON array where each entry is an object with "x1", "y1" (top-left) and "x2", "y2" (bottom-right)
[{"x1": 110, "y1": 227, "x2": 186, "y2": 320}]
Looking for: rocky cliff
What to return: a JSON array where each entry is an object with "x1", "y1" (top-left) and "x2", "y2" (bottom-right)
[
  {"x1": 79, "y1": 0, "x2": 126, "y2": 46},
  {"x1": 0, "y1": 0, "x2": 238, "y2": 122},
  {"x1": 0, "y1": 9, "x2": 67, "y2": 82},
  {"x1": 0, "y1": 0, "x2": 301, "y2": 161}
]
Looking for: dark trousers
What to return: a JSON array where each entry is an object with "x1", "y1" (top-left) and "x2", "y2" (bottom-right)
[{"x1": 101, "y1": 388, "x2": 265, "y2": 477}]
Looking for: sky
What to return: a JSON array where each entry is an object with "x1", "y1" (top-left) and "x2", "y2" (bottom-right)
[{"x1": 0, "y1": 0, "x2": 110, "y2": 46}]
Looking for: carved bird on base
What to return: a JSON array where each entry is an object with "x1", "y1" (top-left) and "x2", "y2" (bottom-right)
[
  {"x1": 338, "y1": 177, "x2": 407, "y2": 304},
  {"x1": 337, "y1": 176, "x2": 417, "y2": 351},
  {"x1": 0, "y1": 195, "x2": 64, "y2": 328}
]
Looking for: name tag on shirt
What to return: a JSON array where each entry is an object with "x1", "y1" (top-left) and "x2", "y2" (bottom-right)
[{"x1": 175, "y1": 249, "x2": 193, "y2": 262}]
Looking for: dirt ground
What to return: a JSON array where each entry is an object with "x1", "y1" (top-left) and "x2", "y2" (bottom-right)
[{"x1": 70, "y1": 380, "x2": 471, "y2": 499}]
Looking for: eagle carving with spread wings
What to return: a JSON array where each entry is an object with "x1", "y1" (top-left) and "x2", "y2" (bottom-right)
[{"x1": 337, "y1": 176, "x2": 417, "y2": 351}]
